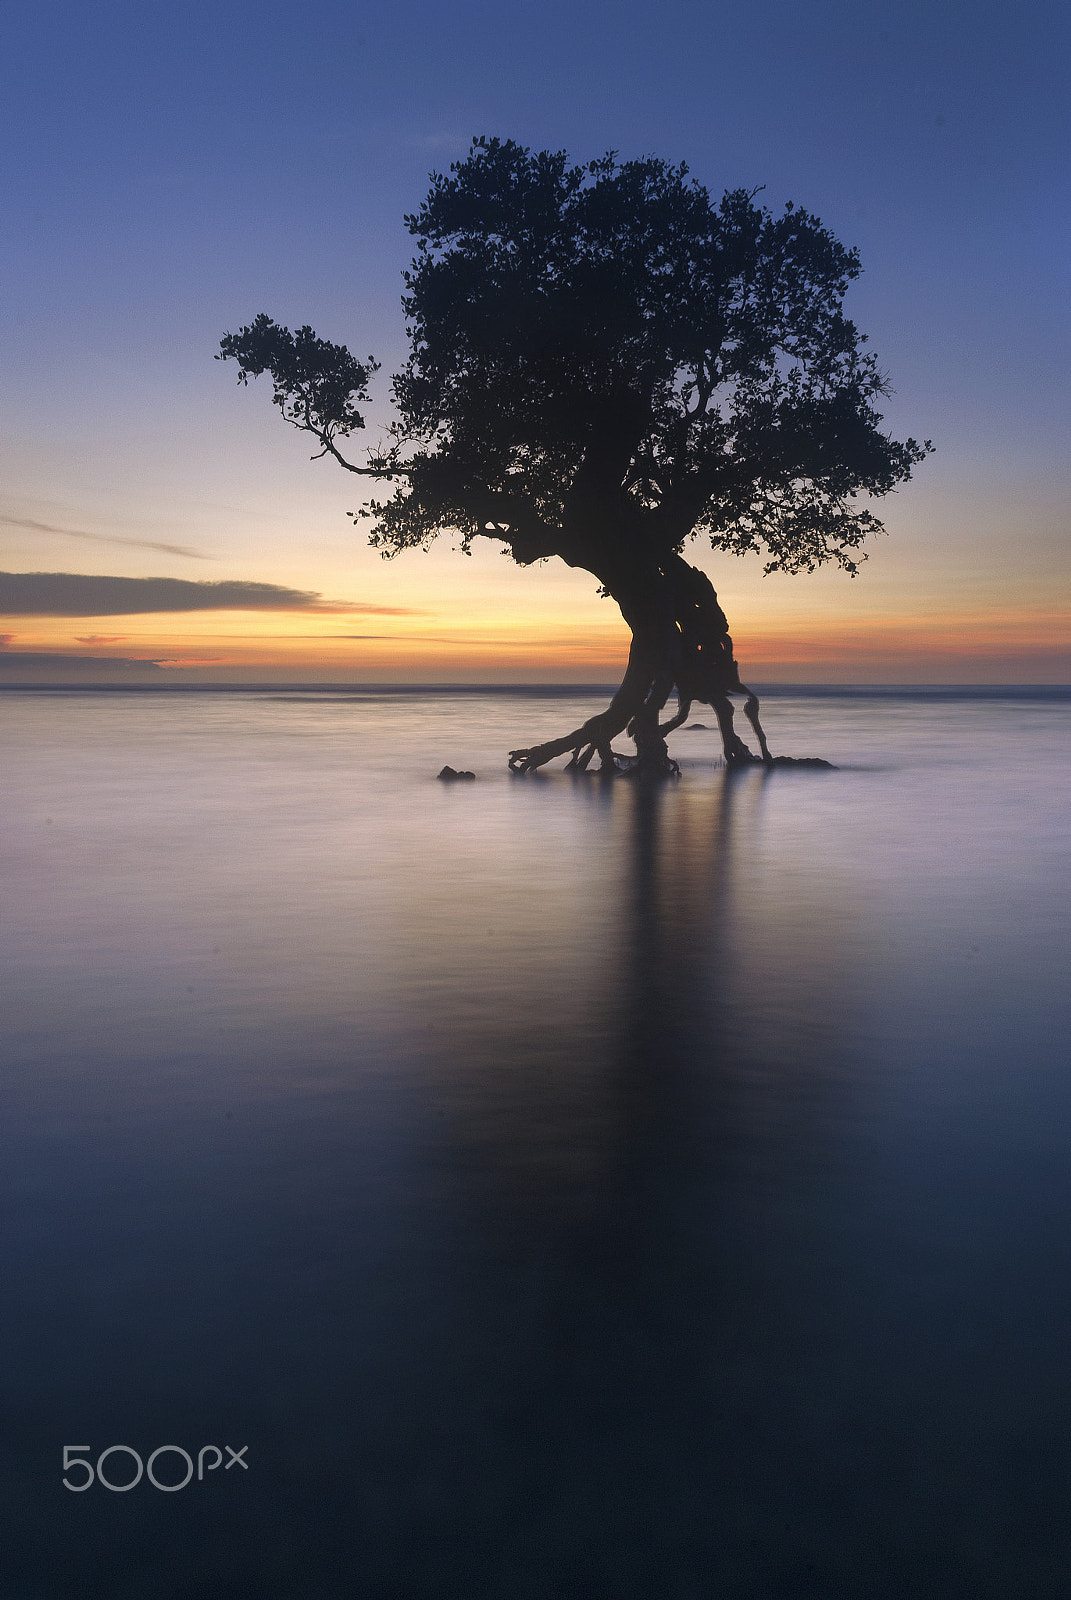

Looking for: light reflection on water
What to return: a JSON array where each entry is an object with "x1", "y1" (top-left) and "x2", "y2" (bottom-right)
[{"x1": 2, "y1": 687, "x2": 1070, "y2": 1598}]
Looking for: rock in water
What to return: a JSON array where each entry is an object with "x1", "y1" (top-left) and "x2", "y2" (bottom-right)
[
  {"x1": 438, "y1": 766, "x2": 476, "y2": 781},
  {"x1": 769, "y1": 756, "x2": 837, "y2": 769}
]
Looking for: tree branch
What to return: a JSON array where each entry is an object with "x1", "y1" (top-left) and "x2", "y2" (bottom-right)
[{"x1": 309, "y1": 428, "x2": 411, "y2": 479}]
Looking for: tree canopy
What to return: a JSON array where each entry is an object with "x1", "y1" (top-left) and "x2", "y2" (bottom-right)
[{"x1": 220, "y1": 137, "x2": 930, "y2": 771}]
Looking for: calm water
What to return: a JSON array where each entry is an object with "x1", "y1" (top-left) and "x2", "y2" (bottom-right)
[{"x1": 2, "y1": 686, "x2": 1070, "y2": 1599}]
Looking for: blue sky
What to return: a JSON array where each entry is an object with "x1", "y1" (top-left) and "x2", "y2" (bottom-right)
[{"x1": 1, "y1": 0, "x2": 1068, "y2": 680}]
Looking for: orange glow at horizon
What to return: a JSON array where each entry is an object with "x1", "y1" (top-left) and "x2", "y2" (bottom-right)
[
  {"x1": 2, "y1": 597, "x2": 1068, "y2": 684},
  {"x1": 734, "y1": 606, "x2": 1070, "y2": 662}
]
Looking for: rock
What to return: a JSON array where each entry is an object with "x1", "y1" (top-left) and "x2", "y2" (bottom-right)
[
  {"x1": 437, "y1": 766, "x2": 476, "y2": 781},
  {"x1": 686, "y1": 722, "x2": 709, "y2": 730}
]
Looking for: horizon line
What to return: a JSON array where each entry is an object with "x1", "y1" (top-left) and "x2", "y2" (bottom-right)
[{"x1": 1, "y1": 681, "x2": 1069, "y2": 696}]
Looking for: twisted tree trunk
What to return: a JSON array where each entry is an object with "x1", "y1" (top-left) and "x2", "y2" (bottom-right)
[{"x1": 508, "y1": 554, "x2": 772, "y2": 775}]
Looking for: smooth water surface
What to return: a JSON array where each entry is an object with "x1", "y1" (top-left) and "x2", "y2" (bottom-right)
[{"x1": 2, "y1": 687, "x2": 1070, "y2": 1598}]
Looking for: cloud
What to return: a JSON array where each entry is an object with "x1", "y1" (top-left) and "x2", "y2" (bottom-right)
[
  {"x1": 0, "y1": 573, "x2": 428, "y2": 617},
  {"x1": 74, "y1": 634, "x2": 128, "y2": 643},
  {"x1": 0, "y1": 651, "x2": 166, "y2": 673},
  {"x1": 0, "y1": 514, "x2": 212, "y2": 561},
  {"x1": 153, "y1": 657, "x2": 232, "y2": 668}
]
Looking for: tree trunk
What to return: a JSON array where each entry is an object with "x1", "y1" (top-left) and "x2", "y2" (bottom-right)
[{"x1": 508, "y1": 554, "x2": 772, "y2": 774}]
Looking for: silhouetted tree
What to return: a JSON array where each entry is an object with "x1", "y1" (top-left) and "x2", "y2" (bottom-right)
[{"x1": 219, "y1": 137, "x2": 930, "y2": 771}]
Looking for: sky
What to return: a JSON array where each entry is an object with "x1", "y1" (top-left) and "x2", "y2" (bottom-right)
[{"x1": 1, "y1": 0, "x2": 1068, "y2": 684}]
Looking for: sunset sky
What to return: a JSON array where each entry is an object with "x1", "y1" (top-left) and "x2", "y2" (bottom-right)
[{"x1": 1, "y1": 0, "x2": 1067, "y2": 684}]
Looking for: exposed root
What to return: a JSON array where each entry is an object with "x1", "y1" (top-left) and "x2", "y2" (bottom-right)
[
  {"x1": 625, "y1": 703, "x2": 680, "y2": 777},
  {"x1": 509, "y1": 684, "x2": 779, "y2": 776},
  {"x1": 740, "y1": 685, "x2": 773, "y2": 764},
  {"x1": 506, "y1": 557, "x2": 831, "y2": 776},
  {"x1": 619, "y1": 752, "x2": 680, "y2": 779},
  {"x1": 509, "y1": 716, "x2": 831, "y2": 776},
  {"x1": 563, "y1": 742, "x2": 629, "y2": 773},
  {"x1": 511, "y1": 739, "x2": 594, "y2": 774},
  {"x1": 509, "y1": 742, "x2": 628, "y2": 775},
  {"x1": 657, "y1": 691, "x2": 693, "y2": 738},
  {"x1": 509, "y1": 645, "x2": 654, "y2": 773}
]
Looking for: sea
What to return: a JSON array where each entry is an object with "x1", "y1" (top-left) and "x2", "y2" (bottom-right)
[{"x1": 2, "y1": 684, "x2": 1069, "y2": 1599}]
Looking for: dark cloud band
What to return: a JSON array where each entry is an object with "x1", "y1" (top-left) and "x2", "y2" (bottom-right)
[
  {"x1": 0, "y1": 651, "x2": 165, "y2": 672},
  {"x1": 0, "y1": 572, "x2": 424, "y2": 617}
]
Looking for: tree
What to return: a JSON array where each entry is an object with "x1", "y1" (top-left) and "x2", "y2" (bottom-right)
[{"x1": 219, "y1": 137, "x2": 930, "y2": 772}]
